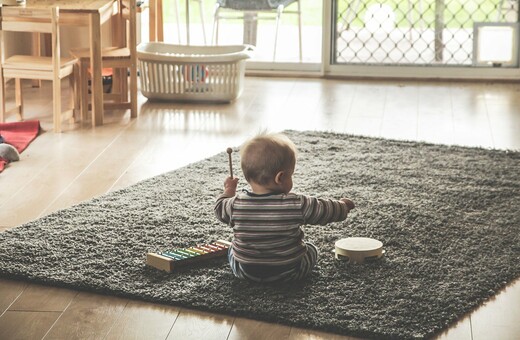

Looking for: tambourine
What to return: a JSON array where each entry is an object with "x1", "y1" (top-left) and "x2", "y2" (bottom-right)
[{"x1": 334, "y1": 237, "x2": 385, "y2": 264}]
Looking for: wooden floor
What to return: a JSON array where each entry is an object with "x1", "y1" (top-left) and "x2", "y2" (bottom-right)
[{"x1": 0, "y1": 77, "x2": 519, "y2": 340}]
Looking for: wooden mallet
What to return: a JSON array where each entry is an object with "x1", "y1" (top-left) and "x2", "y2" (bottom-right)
[{"x1": 226, "y1": 147, "x2": 233, "y2": 178}]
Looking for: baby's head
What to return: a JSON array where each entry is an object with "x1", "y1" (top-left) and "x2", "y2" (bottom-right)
[{"x1": 240, "y1": 132, "x2": 297, "y2": 193}]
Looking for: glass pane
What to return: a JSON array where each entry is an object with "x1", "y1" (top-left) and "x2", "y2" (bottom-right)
[
  {"x1": 334, "y1": 0, "x2": 519, "y2": 67},
  {"x1": 474, "y1": 23, "x2": 518, "y2": 65},
  {"x1": 145, "y1": 0, "x2": 322, "y2": 63}
]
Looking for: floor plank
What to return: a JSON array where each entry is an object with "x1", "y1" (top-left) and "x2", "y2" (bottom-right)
[
  {"x1": 0, "y1": 132, "x2": 56, "y2": 207},
  {"x1": 228, "y1": 317, "x2": 292, "y2": 340},
  {"x1": 8, "y1": 283, "x2": 77, "y2": 312},
  {"x1": 43, "y1": 291, "x2": 127, "y2": 339},
  {"x1": 166, "y1": 308, "x2": 234, "y2": 340},
  {"x1": 288, "y1": 326, "x2": 364, "y2": 340},
  {"x1": 104, "y1": 300, "x2": 180, "y2": 340},
  {"x1": 0, "y1": 126, "x2": 134, "y2": 227},
  {"x1": 0, "y1": 279, "x2": 26, "y2": 314},
  {"x1": 0, "y1": 310, "x2": 62, "y2": 340}
]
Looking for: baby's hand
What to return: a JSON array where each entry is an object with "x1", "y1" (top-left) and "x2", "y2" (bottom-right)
[
  {"x1": 340, "y1": 198, "x2": 355, "y2": 211},
  {"x1": 223, "y1": 176, "x2": 239, "y2": 196}
]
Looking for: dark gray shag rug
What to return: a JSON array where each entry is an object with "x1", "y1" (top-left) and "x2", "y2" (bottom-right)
[{"x1": 1, "y1": 130, "x2": 519, "y2": 339}]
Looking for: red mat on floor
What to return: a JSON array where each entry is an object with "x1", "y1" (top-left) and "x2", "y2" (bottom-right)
[{"x1": 0, "y1": 120, "x2": 41, "y2": 173}]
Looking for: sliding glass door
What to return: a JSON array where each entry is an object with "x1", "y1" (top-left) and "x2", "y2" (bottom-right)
[{"x1": 326, "y1": 0, "x2": 520, "y2": 79}]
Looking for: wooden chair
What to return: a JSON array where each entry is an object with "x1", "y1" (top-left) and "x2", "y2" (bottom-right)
[
  {"x1": 0, "y1": 6, "x2": 77, "y2": 133},
  {"x1": 69, "y1": 0, "x2": 138, "y2": 122}
]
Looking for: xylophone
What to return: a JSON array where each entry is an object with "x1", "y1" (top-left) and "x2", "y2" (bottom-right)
[{"x1": 146, "y1": 240, "x2": 232, "y2": 273}]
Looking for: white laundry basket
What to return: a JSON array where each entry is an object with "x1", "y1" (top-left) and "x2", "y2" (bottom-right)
[{"x1": 137, "y1": 43, "x2": 254, "y2": 102}]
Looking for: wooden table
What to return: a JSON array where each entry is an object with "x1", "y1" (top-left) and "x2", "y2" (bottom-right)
[{"x1": 23, "y1": 0, "x2": 117, "y2": 127}]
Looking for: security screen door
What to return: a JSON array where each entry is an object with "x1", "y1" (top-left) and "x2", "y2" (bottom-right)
[{"x1": 332, "y1": 0, "x2": 519, "y2": 69}]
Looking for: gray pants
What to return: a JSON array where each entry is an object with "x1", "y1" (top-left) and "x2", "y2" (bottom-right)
[{"x1": 228, "y1": 243, "x2": 318, "y2": 282}]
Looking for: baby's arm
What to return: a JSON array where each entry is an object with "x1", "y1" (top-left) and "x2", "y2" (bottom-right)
[
  {"x1": 340, "y1": 198, "x2": 355, "y2": 211},
  {"x1": 302, "y1": 195, "x2": 355, "y2": 225},
  {"x1": 214, "y1": 176, "x2": 239, "y2": 224}
]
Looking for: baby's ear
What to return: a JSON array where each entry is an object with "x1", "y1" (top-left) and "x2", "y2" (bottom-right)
[{"x1": 274, "y1": 171, "x2": 284, "y2": 184}]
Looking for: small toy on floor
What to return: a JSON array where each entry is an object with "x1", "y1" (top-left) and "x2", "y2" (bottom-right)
[
  {"x1": 334, "y1": 237, "x2": 385, "y2": 264},
  {"x1": 146, "y1": 240, "x2": 232, "y2": 272},
  {"x1": 0, "y1": 143, "x2": 20, "y2": 162}
]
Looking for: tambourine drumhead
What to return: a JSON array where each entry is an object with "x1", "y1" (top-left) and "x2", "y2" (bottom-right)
[{"x1": 335, "y1": 237, "x2": 384, "y2": 263}]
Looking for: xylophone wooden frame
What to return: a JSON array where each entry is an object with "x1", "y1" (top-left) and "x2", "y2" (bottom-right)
[{"x1": 146, "y1": 240, "x2": 232, "y2": 273}]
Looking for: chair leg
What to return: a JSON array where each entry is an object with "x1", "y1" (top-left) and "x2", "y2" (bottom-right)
[
  {"x1": 73, "y1": 63, "x2": 80, "y2": 121},
  {"x1": 173, "y1": 0, "x2": 182, "y2": 44},
  {"x1": 120, "y1": 68, "x2": 128, "y2": 103},
  {"x1": 273, "y1": 5, "x2": 284, "y2": 61},
  {"x1": 53, "y1": 78, "x2": 61, "y2": 133},
  {"x1": 111, "y1": 67, "x2": 122, "y2": 103},
  {"x1": 15, "y1": 78, "x2": 23, "y2": 121},
  {"x1": 80, "y1": 60, "x2": 89, "y2": 123},
  {"x1": 130, "y1": 64, "x2": 138, "y2": 118},
  {"x1": 198, "y1": 0, "x2": 207, "y2": 45},
  {"x1": 69, "y1": 70, "x2": 77, "y2": 124},
  {"x1": 0, "y1": 73, "x2": 5, "y2": 123},
  {"x1": 212, "y1": 4, "x2": 221, "y2": 45},
  {"x1": 297, "y1": 0, "x2": 303, "y2": 61}
]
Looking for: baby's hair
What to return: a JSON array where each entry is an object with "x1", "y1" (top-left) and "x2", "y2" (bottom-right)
[{"x1": 240, "y1": 132, "x2": 297, "y2": 185}]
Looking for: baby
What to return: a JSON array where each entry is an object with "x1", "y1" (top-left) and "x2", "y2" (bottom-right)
[{"x1": 215, "y1": 132, "x2": 355, "y2": 282}]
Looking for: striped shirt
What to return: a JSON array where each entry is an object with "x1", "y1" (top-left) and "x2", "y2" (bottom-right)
[{"x1": 215, "y1": 191, "x2": 350, "y2": 266}]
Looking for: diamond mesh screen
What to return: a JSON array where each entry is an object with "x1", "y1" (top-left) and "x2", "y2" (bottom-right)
[{"x1": 335, "y1": 0, "x2": 519, "y2": 66}]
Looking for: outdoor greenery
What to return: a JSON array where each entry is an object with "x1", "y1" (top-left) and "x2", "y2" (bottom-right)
[
  {"x1": 160, "y1": 0, "x2": 512, "y2": 29},
  {"x1": 337, "y1": 0, "x2": 507, "y2": 29}
]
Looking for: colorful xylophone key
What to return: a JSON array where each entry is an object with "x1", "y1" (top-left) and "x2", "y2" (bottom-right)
[{"x1": 146, "y1": 240, "x2": 232, "y2": 273}]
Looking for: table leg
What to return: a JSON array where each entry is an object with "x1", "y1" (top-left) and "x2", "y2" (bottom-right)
[
  {"x1": 90, "y1": 12, "x2": 104, "y2": 126},
  {"x1": 149, "y1": 0, "x2": 163, "y2": 42}
]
